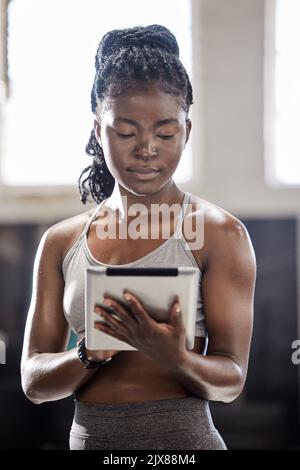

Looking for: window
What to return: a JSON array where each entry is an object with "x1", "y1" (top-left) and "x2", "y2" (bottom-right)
[
  {"x1": 1, "y1": 0, "x2": 193, "y2": 187},
  {"x1": 265, "y1": 0, "x2": 300, "y2": 186}
]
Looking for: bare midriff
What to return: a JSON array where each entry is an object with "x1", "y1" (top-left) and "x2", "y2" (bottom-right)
[{"x1": 75, "y1": 337, "x2": 205, "y2": 404}]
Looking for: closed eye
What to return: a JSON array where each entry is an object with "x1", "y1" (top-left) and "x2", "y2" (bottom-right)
[
  {"x1": 117, "y1": 133, "x2": 135, "y2": 139},
  {"x1": 117, "y1": 133, "x2": 175, "y2": 140},
  {"x1": 158, "y1": 135, "x2": 175, "y2": 140}
]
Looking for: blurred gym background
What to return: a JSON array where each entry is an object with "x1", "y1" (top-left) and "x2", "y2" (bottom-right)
[{"x1": 0, "y1": 0, "x2": 299, "y2": 449}]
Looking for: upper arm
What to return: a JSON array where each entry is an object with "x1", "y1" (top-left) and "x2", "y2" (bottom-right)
[
  {"x1": 201, "y1": 215, "x2": 256, "y2": 385},
  {"x1": 21, "y1": 225, "x2": 71, "y2": 366}
]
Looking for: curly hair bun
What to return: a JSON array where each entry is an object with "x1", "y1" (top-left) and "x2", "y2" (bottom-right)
[
  {"x1": 80, "y1": 24, "x2": 193, "y2": 204},
  {"x1": 95, "y1": 24, "x2": 180, "y2": 71}
]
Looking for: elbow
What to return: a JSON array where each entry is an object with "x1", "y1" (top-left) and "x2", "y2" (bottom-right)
[
  {"x1": 221, "y1": 388, "x2": 243, "y2": 404},
  {"x1": 21, "y1": 360, "x2": 44, "y2": 405},
  {"x1": 206, "y1": 386, "x2": 243, "y2": 404},
  {"x1": 24, "y1": 393, "x2": 44, "y2": 405},
  {"x1": 21, "y1": 379, "x2": 44, "y2": 405},
  {"x1": 192, "y1": 355, "x2": 247, "y2": 403},
  {"x1": 198, "y1": 381, "x2": 245, "y2": 403},
  {"x1": 208, "y1": 362, "x2": 246, "y2": 403},
  {"x1": 220, "y1": 371, "x2": 246, "y2": 404}
]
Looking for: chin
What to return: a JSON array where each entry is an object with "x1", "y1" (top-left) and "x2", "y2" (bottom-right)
[{"x1": 123, "y1": 182, "x2": 165, "y2": 197}]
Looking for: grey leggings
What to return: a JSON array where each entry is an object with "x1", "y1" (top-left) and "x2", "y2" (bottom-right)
[{"x1": 69, "y1": 396, "x2": 227, "y2": 450}]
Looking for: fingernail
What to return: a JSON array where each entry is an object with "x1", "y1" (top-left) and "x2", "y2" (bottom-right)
[
  {"x1": 124, "y1": 293, "x2": 132, "y2": 302},
  {"x1": 175, "y1": 303, "x2": 181, "y2": 314},
  {"x1": 103, "y1": 299, "x2": 112, "y2": 306}
]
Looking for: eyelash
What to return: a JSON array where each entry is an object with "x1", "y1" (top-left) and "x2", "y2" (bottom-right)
[
  {"x1": 159, "y1": 135, "x2": 175, "y2": 140},
  {"x1": 117, "y1": 134, "x2": 175, "y2": 140}
]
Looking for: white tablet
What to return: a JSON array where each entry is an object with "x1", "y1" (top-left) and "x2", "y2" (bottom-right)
[{"x1": 85, "y1": 266, "x2": 200, "y2": 351}]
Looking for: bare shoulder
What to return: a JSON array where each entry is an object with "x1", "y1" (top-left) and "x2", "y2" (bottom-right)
[
  {"x1": 186, "y1": 194, "x2": 256, "y2": 271},
  {"x1": 44, "y1": 206, "x2": 96, "y2": 266}
]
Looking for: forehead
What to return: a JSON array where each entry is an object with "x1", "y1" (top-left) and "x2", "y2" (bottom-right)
[{"x1": 100, "y1": 85, "x2": 185, "y2": 123}]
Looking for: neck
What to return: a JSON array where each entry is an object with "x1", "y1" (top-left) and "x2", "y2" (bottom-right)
[{"x1": 104, "y1": 181, "x2": 185, "y2": 217}]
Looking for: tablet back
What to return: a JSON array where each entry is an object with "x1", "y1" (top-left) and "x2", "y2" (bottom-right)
[{"x1": 85, "y1": 267, "x2": 199, "y2": 351}]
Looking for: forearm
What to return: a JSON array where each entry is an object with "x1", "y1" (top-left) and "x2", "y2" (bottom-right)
[
  {"x1": 21, "y1": 348, "x2": 98, "y2": 404},
  {"x1": 163, "y1": 351, "x2": 244, "y2": 403}
]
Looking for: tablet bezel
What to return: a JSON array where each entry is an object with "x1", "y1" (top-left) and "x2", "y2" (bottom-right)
[{"x1": 85, "y1": 266, "x2": 200, "y2": 351}]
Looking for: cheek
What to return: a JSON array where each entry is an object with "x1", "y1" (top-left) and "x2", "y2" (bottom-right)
[
  {"x1": 101, "y1": 132, "x2": 118, "y2": 155},
  {"x1": 101, "y1": 136, "x2": 126, "y2": 170},
  {"x1": 164, "y1": 139, "x2": 185, "y2": 163}
]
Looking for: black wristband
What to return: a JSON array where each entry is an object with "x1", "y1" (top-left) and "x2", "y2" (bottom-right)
[{"x1": 77, "y1": 337, "x2": 112, "y2": 369}]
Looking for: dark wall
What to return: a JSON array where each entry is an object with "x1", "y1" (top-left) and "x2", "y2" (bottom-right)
[
  {"x1": 211, "y1": 217, "x2": 299, "y2": 450},
  {"x1": 0, "y1": 224, "x2": 74, "y2": 449},
  {"x1": 0, "y1": 218, "x2": 299, "y2": 449}
]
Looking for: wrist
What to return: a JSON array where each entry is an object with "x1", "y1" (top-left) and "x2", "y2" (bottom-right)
[
  {"x1": 85, "y1": 346, "x2": 112, "y2": 362},
  {"x1": 160, "y1": 349, "x2": 189, "y2": 373},
  {"x1": 77, "y1": 337, "x2": 113, "y2": 369}
]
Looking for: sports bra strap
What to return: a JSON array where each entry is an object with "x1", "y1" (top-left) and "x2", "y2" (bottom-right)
[
  {"x1": 174, "y1": 192, "x2": 191, "y2": 238},
  {"x1": 82, "y1": 199, "x2": 106, "y2": 238}
]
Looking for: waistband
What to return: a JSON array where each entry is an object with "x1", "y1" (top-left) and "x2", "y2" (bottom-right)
[{"x1": 73, "y1": 395, "x2": 210, "y2": 418}]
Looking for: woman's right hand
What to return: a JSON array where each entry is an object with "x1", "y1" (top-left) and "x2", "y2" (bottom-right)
[
  {"x1": 84, "y1": 302, "x2": 123, "y2": 362},
  {"x1": 85, "y1": 347, "x2": 120, "y2": 362}
]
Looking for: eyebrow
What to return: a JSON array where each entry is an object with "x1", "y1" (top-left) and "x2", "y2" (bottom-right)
[{"x1": 113, "y1": 117, "x2": 179, "y2": 127}]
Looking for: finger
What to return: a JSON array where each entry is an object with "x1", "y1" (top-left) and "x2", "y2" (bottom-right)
[
  {"x1": 123, "y1": 290, "x2": 153, "y2": 326},
  {"x1": 94, "y1": 307, "x2": 130, "y2": 338},
  {"x1": 102, "y1": 298, "x2": 137, "y2": 334},
  {"x1": 94, "y1": 321, "x2": 129, "y2": 343}
]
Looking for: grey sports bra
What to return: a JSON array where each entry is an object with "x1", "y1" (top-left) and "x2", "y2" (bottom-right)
[{"x1": 62, "y1": 191, "x2": 207, "y2": 340}]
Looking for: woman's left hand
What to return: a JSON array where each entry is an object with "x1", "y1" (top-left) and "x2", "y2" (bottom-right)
[{"x1": 94, "y1": 290, "x2": 187, "y2": 367}]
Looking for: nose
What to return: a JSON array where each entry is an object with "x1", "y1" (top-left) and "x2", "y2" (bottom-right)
[{"x1": 134, "y1": 135, "x2": 158, "y2": 159}]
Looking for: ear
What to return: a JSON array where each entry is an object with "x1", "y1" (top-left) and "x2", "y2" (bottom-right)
[
  {"x1": 94, "y1": 118, "x2": 102, "y2": 146},
  {"x1": 185, "y1": 119, "x2": 192, "y2": 146}
]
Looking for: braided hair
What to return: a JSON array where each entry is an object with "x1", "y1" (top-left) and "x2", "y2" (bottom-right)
[{"x1": 78, "y1": 24, "x2": 194, "y2": 204}]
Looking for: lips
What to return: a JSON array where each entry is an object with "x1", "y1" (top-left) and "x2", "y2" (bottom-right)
[
  {"x1": 127, "y1": 167, "x2": 161, "y2": 181},
  {"x1": 128, "y1": 167, "x2": 160, "y2": 174}
]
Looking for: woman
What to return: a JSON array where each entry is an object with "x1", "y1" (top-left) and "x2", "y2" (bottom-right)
[{"x1": 21, "y1": 24, "x2": 256, "y2": 450}]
